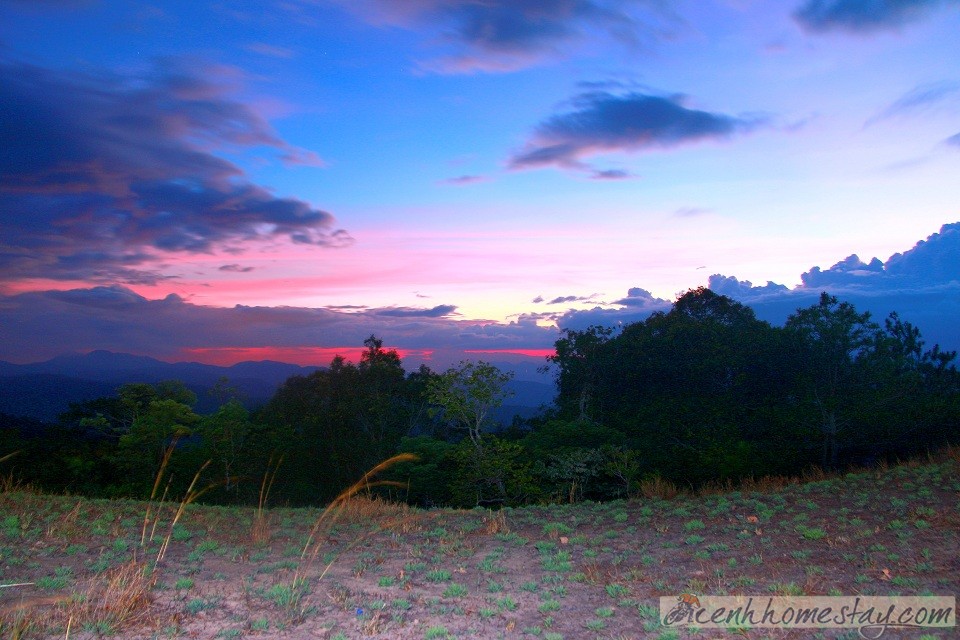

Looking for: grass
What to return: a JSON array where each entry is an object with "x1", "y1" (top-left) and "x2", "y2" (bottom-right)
[{"x1": 1, "y1": 453, "x2": 959, "y2": 638}]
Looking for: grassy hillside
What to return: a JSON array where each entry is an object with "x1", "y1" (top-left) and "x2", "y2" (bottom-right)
[{"x1": 1, "y1": 452, "x2": 958, "y2": 639}]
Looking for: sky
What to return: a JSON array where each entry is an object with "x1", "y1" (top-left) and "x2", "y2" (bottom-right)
[{"x1": 1, "y1": 0, "x2": 959, "y2": 371}]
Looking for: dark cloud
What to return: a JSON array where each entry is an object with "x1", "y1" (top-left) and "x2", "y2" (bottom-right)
[
  {"x1": 532, "y1": 296, "x2": 545, "y2": 304},
  {"x1": 509, "y1": 91, "x2": 762, "y2": 171},
  {"x1": 591, "y1": 168, "x2": 633, "y2": 180},
  {"x1": 219, "y1": 264, "x2": 255, "y2": 273},
  {"x1": 794, "y1": 0, "x2": 960, "y2": 33},
  {"x1": 372, "y1": 305, "x2": 458, "y2": 318},
  {"x1": 544, "y1": 293, "x2": 601, "y2": 305},
  {"x1": 0, "y1": 287, "x2": 556, "y2": 365},
  {"x1": 439, "y1": 174, "x2": 488, "y2": 186},
  {"x1": 328, "y1": 0, "x2": 678, "y2": 73},
  {"x1": 0, "y1": 57, "x2": 346, "y2": 284}
]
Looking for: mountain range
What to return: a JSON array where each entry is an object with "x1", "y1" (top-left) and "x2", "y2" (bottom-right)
[{"x1": 0, "y1": 350, "x2": 555, "y2": 423}]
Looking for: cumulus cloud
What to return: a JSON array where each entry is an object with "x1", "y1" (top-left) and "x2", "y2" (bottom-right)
[
  {"x1": 707, "y1": 223, "x2": 960, "y2": 351},
  {"x1": 324, "y1": 0, "x2": 678, "y2": 74},
  {"x1": 946, "y1": 132, "x2": 960, "y2": 147},
  {"x1": 708, "y1": 275, "x2": 789, "y2": 300},
  {"x1": 800, "y1": 254, "x2": 886, "y2": 288},
  {"x1": 0, "y1": 286, "x2": 557, "y2": 364},
  {"x1": 612, "y1": 287, "x2": 669, "y2": 307},
  {"x1": 794, "y1": 0, "x2": 960, "y2": 33},
  {"x1": 509, "y1": 90, "x2": 762, "y2": 172},
  {"x1": 554, "y1": 224, "x2": 960, "y2": 354},
  {"x1": 372, "y1": 305, "x2": 458, "y2": 318},
  {"x1": 0, "y1": 57, "x2": 347, "y2": 285}
]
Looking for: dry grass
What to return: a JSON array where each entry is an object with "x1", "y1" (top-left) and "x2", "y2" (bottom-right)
[
  {"x1": 637, "y1": 474, "x2": 681, "y2": 500},
  {"x1": 72, "y1": 559, "x2": 155, "y2": 632},
  {"x1": 251, "y1": 453, "x2": 284, "y2": 546},
  {"x1": 482, "y1": 508, "x2": 509, "y2": 535},
  {"x1": 0, "y1": 560, "x2": 154, "y2": 638},
  {"x1": 296, "y1": 453, "x2": 420, "y2": 584}
]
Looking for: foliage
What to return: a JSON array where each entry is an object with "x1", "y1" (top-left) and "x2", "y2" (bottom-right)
[
  {"x1": 426, "y1": 360, "x2": 513, "y2": 445},
  {"x1": 2, "y1": 295, "x2": 958, "y2": 507}
]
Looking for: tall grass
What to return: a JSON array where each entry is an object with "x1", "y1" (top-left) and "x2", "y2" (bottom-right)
[
  {"x1": 251, "y1": 453, "x2": 284, "y2": 545},
  {"x1": 295, "y1": 453, "x2": 419, "y2": 585}
]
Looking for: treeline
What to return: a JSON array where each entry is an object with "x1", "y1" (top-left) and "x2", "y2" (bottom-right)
[{"x1": 1, "y1": 289, "x2": 958, "y2": 508}]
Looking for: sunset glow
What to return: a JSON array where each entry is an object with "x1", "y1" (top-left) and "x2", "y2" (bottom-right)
[{"x1": 1, "y1": 1, "x2": 958, "y2": 368}]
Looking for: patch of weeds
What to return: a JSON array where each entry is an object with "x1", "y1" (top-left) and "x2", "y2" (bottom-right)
[
  {"x1": 541, "y1": 550, "x2": 572, "y2": 572},
  {"x1": 637, "y1": 603, "x2": 659, "y2": 619},
  {"x1": 684, "y1": 519, "x2": 705, "y2": 531},
  {"x1": 496, "y1": 595, "x2": 518, "y2": 611},
  {"x1": 605, "y1": 583, "x2": 629, "y2": 599},
  {"x1": 543, "y1": 522, "x2": 574, "y2": 538},
  {"x1": 174, "y1": 577, "x2": 195, "y2": 590},
  {"x1": 249, "y1": 617, "x2": 270, "y2": 631},
  {"x1": 36, "y1": 566, "x2": 72, "y2": 590},
  {"x1": 584, "y1": 618, "x2": 606, "y2": 631},
  {"x1": 443, "y1": 583, "x2": 468, "y2": 598},
  {"x1": 797, "y1": 525, "x2": 828, "y2": 540},
  {"x1": 265, "y1": 578, "x2": 308, "y2": 608},
  {"x1": 171, "y1": 524, "x2": 192, "y2": 542},
  {"x1": 185, "y1": 597, "x2": 217, "y2": 615},
  {"x1": 538, "y1": 599, "x2": 561, "y2": 613},
  {"x1": 424, "y1": 625, "x2": 451, "y2": 639},
  {"x1": 425, "y1": 569, "x2": 452, "y2": 582}
]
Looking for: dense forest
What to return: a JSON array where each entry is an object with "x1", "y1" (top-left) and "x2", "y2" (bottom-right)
[{"x1": 2, "y1": 288, "x2": 958, "y2": 508}]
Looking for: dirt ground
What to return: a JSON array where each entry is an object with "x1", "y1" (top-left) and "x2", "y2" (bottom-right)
[{"x1": 1, "y1": 458, "x2": 958, "y2": 639}]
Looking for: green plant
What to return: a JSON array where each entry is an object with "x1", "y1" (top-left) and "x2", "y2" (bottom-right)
[{"x1": 424, "y1": 626, "x2": 450, "y2": 639}]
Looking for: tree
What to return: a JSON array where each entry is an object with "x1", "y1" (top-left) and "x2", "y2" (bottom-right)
[
  {"x1": 547, "y1": 326, "x2": 614, "y2": 423},
  {"x1": 257, "y1": 336, "x2": 434, "y2": 504},
  {"x1": 425, "y1": 361, "x2": 524, "y2": 505},
  {"x1": 115, "y1": 397, "x2": 200, "y2": 495},
  {"x1": 426, "y1": 360, "x2": 513, "y2": 447},
  {"x1": 784, "y1": 293, "x2": 881, "y2": 469},
  {"x1": 197, "y1": 400, "x2": 251, "y2": 493}
]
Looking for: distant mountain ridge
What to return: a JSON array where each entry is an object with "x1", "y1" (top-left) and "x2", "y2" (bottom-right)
[
  {"x1": 0, "y1": 351, "x2": 323, "y2": 422},
  {"x1": 0, "y1": 351, "x2": 555, "y2": 424}
]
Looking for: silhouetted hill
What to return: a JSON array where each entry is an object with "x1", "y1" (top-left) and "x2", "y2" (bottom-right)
[
  {"x1": 0, "y1": 351, "x2": 323, "y2": 422},
  {"x1": 0, "y1": 351, "x2": 555, "y2": 424}
]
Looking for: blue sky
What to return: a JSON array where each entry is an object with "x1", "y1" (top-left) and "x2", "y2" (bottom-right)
[{"x1": 1, "y1": 0, "x2": 958, "y2": 368}]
